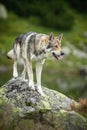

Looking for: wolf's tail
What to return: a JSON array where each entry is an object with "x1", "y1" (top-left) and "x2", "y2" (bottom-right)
[
  {"x1": 7, "y1": 49, "x2": 16, "y2": 60},
  {"x1": 7, "y1": 42, "x2": 21, "y2": 60}
]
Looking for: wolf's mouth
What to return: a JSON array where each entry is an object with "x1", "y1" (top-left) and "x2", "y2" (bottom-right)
[{"x1": 52, "y1": 52, "x2": 62, "y2": 60}]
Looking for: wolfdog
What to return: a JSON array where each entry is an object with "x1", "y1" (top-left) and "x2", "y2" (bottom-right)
[{"x1": 7, "y1": 32, "x2": 64, "y2": 96}]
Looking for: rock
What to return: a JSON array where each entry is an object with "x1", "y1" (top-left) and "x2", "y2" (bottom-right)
[
  {"x1": 78, "y1": 67, "x2": 87, "y2": 76},
  {"x1": 83, "y1": 45, "x2": 87, "y2": 52},
  {"x1": 83, "y1": 32, "x2": 87, "y2": 38},
  {"x1": 0, "y1": 4, "x2": 8, "y2": 19},
  {"x1": 0, "y1": 77, "x2": 87, "y2": 130},
  {"x1": 63, "y1": 42, "x2": 87, "y2": 59}
]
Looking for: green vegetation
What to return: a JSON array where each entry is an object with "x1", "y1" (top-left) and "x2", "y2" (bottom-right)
[
  {"x1": 0, "y1": 11, "x2": 87, "y2": 100},
  {"x1": 1, "y1": 0, "x2": 75, "y2": 30}
]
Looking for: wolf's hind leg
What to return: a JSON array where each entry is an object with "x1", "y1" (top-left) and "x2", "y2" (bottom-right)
[
  {"x1": 26, "y1": 59, "x2": 35, "y2": 90},
  {"x1": 13, "y1": 60, "x2": 18, "y2": 78},
  {"x1": 36, "y1": 60, "x2": 45, "y2": 96}
]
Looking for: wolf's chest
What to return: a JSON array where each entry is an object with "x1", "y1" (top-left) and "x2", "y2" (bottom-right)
[{"x1": 31, "y1": 53, "x2": 47, "y2": 61}]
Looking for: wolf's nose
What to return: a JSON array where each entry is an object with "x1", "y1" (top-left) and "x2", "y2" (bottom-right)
[{"x1": 61, "y1": 52, "x2": 64, "y2": 56}]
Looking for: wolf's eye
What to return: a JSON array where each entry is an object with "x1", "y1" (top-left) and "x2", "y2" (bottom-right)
[{"x1": 55, "y1": 45, "x2": 58, "y2": 48}]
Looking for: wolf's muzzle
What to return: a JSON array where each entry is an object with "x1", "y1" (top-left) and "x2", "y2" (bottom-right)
[
  {"x1": 52, "y1": 51, "x2": 64, "y2": 60},
  {"x1": 60, "y1": 51, "x2": 64, "y2": 56}
]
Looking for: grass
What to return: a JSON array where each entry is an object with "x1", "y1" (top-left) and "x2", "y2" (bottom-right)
[{"x1": 0, "y1": 12, "x2": 87, "y2": 100}]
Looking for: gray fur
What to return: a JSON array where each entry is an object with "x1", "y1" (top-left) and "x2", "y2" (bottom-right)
[
  {"x1": 7, "y1": 32, "x2": 64, "y2": 96},
  {"x1": 14, "y1": 32, "x2": 47, "y2": 60},
  {"x1": 27, "y1": 33, "x2": 37, "y2": 58}
]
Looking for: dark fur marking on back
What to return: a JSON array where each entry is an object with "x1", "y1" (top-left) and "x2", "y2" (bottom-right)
[{"x1": 27, "y1": 32, "x2": 37, "y2": 58}]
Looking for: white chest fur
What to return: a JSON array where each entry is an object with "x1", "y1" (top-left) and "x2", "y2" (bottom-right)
[{"x1": 31, "y1": 53, "x2": 46, "y2": 61}]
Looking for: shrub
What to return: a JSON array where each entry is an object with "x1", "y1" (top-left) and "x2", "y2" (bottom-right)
[
  {"x1": 41, "y1": 8, "x2": 74, "y2": 30},
  {"x1": 1, "y1": 0, "x2": 75, "y2": 30}
]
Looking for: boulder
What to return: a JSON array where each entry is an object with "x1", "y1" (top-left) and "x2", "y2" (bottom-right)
[{"x1": 0, "y1": 77, "x2": 87, "y2": 130}]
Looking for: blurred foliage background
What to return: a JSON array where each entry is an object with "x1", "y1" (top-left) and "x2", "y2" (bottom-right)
[{"x1": 0, "y1": 0, "x2": 87, "y2": 100}]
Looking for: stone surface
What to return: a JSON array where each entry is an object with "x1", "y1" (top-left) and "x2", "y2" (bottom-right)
[{"x1": 0, "y1": 77, "x2": 87, "y2": 130}]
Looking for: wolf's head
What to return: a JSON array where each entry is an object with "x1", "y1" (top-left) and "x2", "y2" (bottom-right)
[{"x1": 46, "y1": 32, "x2": 64, "y2": 60}]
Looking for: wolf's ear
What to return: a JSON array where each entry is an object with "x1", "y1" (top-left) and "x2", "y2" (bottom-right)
[
  {"x1": 58, "y1": 33, "x2": 63, "y2": 42},
  {"x1": 49, "y1": 32, "x2": 54, "y2": 41}
]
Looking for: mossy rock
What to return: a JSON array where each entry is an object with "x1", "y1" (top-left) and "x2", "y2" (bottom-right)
[{"x1": 0, "y1": 77, "x2": 87, "y2": 130}]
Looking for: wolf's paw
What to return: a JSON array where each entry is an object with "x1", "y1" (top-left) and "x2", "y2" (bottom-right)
[
  {"x1": 37, "y1": 86, "x2": 45, "y2": 96},
  {"x1": 24, "y1": 79, "x2": 28, "y2": 82},
  {"x1": 13, "y1": 72, "x2": 18, "y2": 78},
  {"x1": 29, "y1": 82, "x2": 35, "y2": 90}
]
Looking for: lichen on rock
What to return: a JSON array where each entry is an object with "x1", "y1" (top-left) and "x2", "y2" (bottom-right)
[{"x1": 0, "y1": 77, "x2": 87, "y2": 130}]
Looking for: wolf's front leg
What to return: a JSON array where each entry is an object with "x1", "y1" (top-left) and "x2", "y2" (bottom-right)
[
  {"x1": 13, "y1": 61, "x2": 18, "y2": 78},
  {"x1": 26, "y1": 60, "x2": 35, "y2": 90},
  {"x1": 36, "y1": 60, "x2": 45, "y2": 96}
]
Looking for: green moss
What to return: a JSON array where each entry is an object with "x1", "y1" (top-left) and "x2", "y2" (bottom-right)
[
  {"x1": 45, "y1": 110, "x2": 87, "y2": 130},
  {"x1": 0, "y1": 88, "x2": 8, "y2": 104},
  {"x1": 55, "y1": 91, "x2": 66, "y2": 99},
  {"x1": 18, "y1": 119, "x2": 34, "y2": 130},
  {"x1": 58, "y1": 110, "x2": 87, "y2": 129},
  {"x1": 42, "y1": 101, "x2": 51, "y2": 110},
  {"x1": 59, "y1": 109, "x2": 67, "y2": 115},
  {"x1": 36, "y1": 100, "x2": 51, "y2": 113},
  {"x1": 13, "y1": 107, "x2": 22, "y2": 114},
  {"x1": 0, "y1": 88, "x2": 5, "y2": 94}
]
